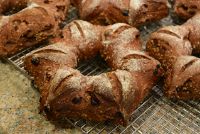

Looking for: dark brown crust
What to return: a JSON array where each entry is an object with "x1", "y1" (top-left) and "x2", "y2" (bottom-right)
[
  {"x1": 24, "y1": 20, "x2": 161, "y2": 126},
  {"x1": 147, "y1": 25, "x2": 192, "y2": 71},
  {"x1": 0, "y1": 0, "x2": 27, "y2": 14},
  {"x1": 164, "y1": 56, "x2": 200, "y2": 100},
  {"x1": 101, "y1": 23, "x2": 142, "y2": 68},
  {"x1": 183, "y1": 13, "x2": 200, "y2": 54},
  {"x1": 62, "y1": 20, "x2": 103, "y2": 59},
  {"x1": 174, "y1": 0, "x2": 200, "y2": 19},
  {"x1": 24, "y1": 42, "x2": 80, "y2": 90},
  {"x1": 0, "y1": 0, "x2": 70, "y2": 57},
  {"x1": 147, "y1": 13, "x2": 200, "y2": 100},
  {"x1": 33, "y1": 0, "x2": 70, "y2": 23},
  {"x1": 72, "y1": 0, "x2": 169, "y2": 27}
]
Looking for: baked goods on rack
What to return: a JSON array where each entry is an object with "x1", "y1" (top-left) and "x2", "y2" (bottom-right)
[
  {"x1": 0, "y1": 0, "x2": 70, "y2": 57},
  {"x1": 24, "y1": 20, "x2": 161, "y2": 126},
  {"x1": 147, "y1": 13, "x2": 200, "y2": 100},
  {"x1": 174, "y1": 0, "x2": 200, "y2": 19},
  {"x1": 0, "y1": 0, "x2": 169, "y2": 58},
  {"x1": 71, "y1": 0, "x2": 169, "y2": 26}
]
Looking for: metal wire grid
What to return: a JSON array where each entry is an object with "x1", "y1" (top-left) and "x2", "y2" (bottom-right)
[
  {"x1": 4, "y1": 1, "x2": 200, "y2": 133},
  {"x1": 5, "y1": 47, "x2": 200, "y2": 134},
  {"x1": 66, "y1": 91, "x2": 200, "y2": 134}
]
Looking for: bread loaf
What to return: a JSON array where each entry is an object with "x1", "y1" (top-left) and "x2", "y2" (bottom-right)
[
  {"x1": 24, "y1": 20, "x2": 161, "y2": 126},
  {"x1": 0, "y1": 0, "x2": 70, "y2": 57},
  {"x1": 165, "y1": 56, "x2": 200, "y2": 99},
  {"x1": 147, "y1": 13, "x2": 200, "y2": 100},
  {"x1": 71, "y1": 0, "x2": 169, "y2": 27},
  {"x1": 174, "y1": 0, "x2": 200, "y2": 19}
]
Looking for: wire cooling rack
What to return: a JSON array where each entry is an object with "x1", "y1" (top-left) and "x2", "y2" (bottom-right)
[
  {"x1": 4, "y1": 1, "x2": 200, "y2": 133},
  {"x1": 6, "y1": 51, "x2": 200, "y2": 134}
]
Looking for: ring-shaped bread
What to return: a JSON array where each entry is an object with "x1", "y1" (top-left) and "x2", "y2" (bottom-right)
[{"x1": 24, "y1": 20, "x2": 161, "y2": 126}]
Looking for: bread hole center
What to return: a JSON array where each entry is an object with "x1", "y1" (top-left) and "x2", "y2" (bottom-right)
[
  {"x1": 76, "y1": 55, "x2": 110, "y2": 76},
  {"x1": 1, "y1": 1, "x2": 28, "y2": 16}
]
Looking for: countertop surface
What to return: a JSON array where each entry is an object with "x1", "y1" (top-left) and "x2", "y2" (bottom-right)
[{"x1": 0, "y1": 60, "x2": 81, "y2": 134}]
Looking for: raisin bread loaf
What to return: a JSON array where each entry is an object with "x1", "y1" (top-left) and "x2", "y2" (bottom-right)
[{"x1": 24, "y1": 20, "x2": 161, "y2": 126}]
